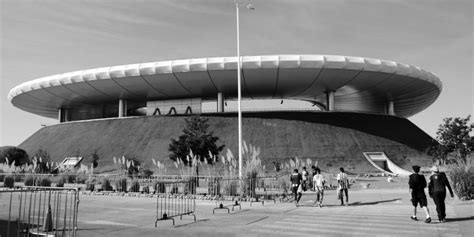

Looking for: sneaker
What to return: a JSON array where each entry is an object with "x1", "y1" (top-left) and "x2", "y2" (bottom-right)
[
  {"x1": 410, "y1": 216, "x2": 418, "y2": 221},
  {"x1": 425, "y1": 217, "x2": 431, "y2": 223},
  {"x1": 345, "y1": 203, "x2": 349, "y2": 207},
  {"x1": 319, "y1": 204, "x2": 322, "y2": 208}
]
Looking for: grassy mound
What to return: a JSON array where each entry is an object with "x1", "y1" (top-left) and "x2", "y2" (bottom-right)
[{"x1": 18, "y1": 112, "x2": 434, "y2": 173}]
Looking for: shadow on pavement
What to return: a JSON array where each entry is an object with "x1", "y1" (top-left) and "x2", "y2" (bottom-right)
[
  {"x1": 350, "y1": 198, "x2": 402, "y2": 206},
  {"x1": 229, "y1": 209, "x2": 250, "y2": 215},
  {"x1": 445, "y1": 216, "x2": 474, "y2": 223},
  {"x1": 0, "y1": 219, "x2": 19, "y2": 237},
  {"x1": 174, "y1": 219, "x2": 210, "y2": 228}
]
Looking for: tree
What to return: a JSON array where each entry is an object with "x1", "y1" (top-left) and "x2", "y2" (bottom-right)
[
  {"x1": 428, "y1": 116, "x2": 473, "y2": 164},
  {"x1": 169, "y1": 116, "x2": 224, "y2": 167},
  {"x1": 0, "y1": 146, "x2": 29, "y2": 166},
  {"x1": 91, "y1": 149, "x2": 99, "y2": 168}
]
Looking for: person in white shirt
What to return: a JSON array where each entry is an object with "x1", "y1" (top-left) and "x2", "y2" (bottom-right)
[
  {"x1": 337, "y1": 167, "x2": 350, "y2": 206},
  {"x1": 312, "y1": 167, "x2": 325, "y2": 207}
]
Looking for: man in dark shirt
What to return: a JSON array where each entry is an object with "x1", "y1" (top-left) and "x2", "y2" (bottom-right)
[
  {"x1": 290, "y1": 169, "x2": 303, "y2": 206},
  {"x1": 408, "y1": 165, "x2": 432, "y2": 223},
  {"x1": 428, "y1": 166, "x2": 454, "y2": 223}
]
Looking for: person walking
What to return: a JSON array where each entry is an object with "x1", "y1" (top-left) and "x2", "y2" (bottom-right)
[
  {"x1": 290, "y1": 169, "x2": 303, "y2": 206},
  {"x1": 428, "y1": 166, "x2": 454, "y2": 223},
  {"x1": 302, "y1": 167, "x2": 309, "y2": 191},
  {"x1": 312, "y1": 167, "x2": 325, "y2": 207},
  {"x1": 408, "y1": 165, "x2": 432, "y2": 223},
  {"x1": 337, "y1": 167, "x2": 349, "y2": 206}
]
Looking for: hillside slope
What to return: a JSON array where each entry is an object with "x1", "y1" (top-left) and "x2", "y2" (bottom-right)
[{"x1": 18, "y1": 112, "x2": 434, "y2": 173}]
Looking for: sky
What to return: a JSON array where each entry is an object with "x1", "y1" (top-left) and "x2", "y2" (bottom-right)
[{"x1": 0, "y1": 0, "x2": 472, "y2": 146}]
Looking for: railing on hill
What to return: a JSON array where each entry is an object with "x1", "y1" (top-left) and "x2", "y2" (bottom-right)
[{"x1": 0, "y1": 186, "x2": 79, "y2": 237}]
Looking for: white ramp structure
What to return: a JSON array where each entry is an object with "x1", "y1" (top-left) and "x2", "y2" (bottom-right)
[{"x1": 363, "y1": 152, "x2": 412, "y2": 176}]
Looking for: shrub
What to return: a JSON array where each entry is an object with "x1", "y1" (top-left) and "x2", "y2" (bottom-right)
[
  {"x1": 153, "y1": 181, "x2": 165, "y2": 194},
  {"x1": 222, "y1": 180, "x2": 238, "y2": 196},
  {"x1": 130, "y1": 180, "x2": 140, "y2": 192},
  {"x1": 277, "y1": 176, "x2": 290, "y2": 193},
  {"x1": 24, "y1": 175, "x2": 36, "y2": 186},
  {"x1": 446, "y1": 162, "x2": 474, "y2": 200},
  {"x1": 86, "y1": 181, "x2": 94, "y2": 191},
  {"x1": 241, "y1": 175, "x2": 257, "y2": 198},
  {"x1": 3, "y1": 175, "x2": 14, "y2": 188},
  {"x1": 184, "y1": 177, "x2": 197, "y2": 195},
  {"x1": 38, "y1": 177, "x2": 51, "y2": 187},
  {"x1": 140, "y1": 169, "x2": 153, "y2": 178},
  {"x1": 208, "y1": 177, "x2": 221, "y2": 196},
  {"x1": 170, "y1": 184, "x2": 179, "y2": 194},
  {"x1": 115, "y1": 178, "x2": 127, "y2": 192},
  {"x1": 65, "y1": 174, "x2": 76, "y2": 183},
  {"x1": 75, "y1": 175, "x2": 86, "y2": 184},
  {"x1": 56, "y1": 177, "x2": 65, "y2": 187},
  {"x1": 14, "y1": 175, "x2": 22, "y2": 182},
  {"x1": 102, "y1": 178, "x2": 113, "y2": 191}
]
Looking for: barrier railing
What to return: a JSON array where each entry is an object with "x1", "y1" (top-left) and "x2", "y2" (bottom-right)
[
  {"x1": 0, "y1": 186, "x2": 79, "y2": 237},
  {"x1": 209, "y1": 177, "x2": 241, "y2": 214},
  {"x1": 154, "y1": 180, "x2": 196, "y2": 226}
]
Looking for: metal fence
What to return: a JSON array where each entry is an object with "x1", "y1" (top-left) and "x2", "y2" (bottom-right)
[
  {"x1": 0, "y1": 187, "x2": 79, "y2": 237},
  {"x1": 209, "y1": 177, "x2": 241, "y2": 214},
  {"x1": 154, "y1": 180, "x2": 196, "y2": 226}
]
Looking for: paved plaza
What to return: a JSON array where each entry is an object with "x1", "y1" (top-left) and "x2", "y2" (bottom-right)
[{"x1": 76, "y1": 183, "x2": 473, "y2": 237}]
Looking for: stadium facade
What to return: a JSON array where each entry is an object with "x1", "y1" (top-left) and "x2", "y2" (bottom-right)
[
  {"x1": 8, "y1": 54, "x2": 441, "y2": 174},
  {"x1": 8, "y1": 54, "x2": 441, "y2": 122}
]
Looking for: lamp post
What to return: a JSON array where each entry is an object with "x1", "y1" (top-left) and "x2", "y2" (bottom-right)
[{"x1": 235, "y1": 1, "x2": 254, "y2": 180}]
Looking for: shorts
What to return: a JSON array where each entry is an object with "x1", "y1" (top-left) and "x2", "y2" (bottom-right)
[
  {"x1": 411, "y1": 195, "x2": 427, "y2": 207},
  {"x1": 315, "y1": 186, "x2": 324, "y2": 193},
  {"x1": 292, "y1": 185, "x2": 299, "y2": 194}
]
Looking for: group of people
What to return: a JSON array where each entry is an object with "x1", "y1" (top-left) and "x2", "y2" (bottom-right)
[
  {"x1": 289, "y1": 164, "x2": 454, "y2": 224},
  {"x1": 409, "y1": 165, "x2": 454, "y2": 223},
  {"x1": 290, "y1": 166, "x2": 350, "y2": 207}
]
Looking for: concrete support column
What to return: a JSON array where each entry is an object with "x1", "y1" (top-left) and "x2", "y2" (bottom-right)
[
  {"x1": 118, "y1": 99, "x2": 127, "y2": 117},
  {"x1": 326, "y1": 90, "x2": 335, "y2": 111},
  {"x1": 217, "y1": 92, "x2": 224, "y2": 112},
  {"x1": 58, "y1": 108, "x2": 70, "y2": 123},
  {"x1": 58, "y1": 108, "x2": 63, "y2": 122},
  {"x1": 387, "y1": 100, "x2": 395, "y2": 115}
]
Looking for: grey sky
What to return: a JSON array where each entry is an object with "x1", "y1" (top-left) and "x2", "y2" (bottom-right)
[{"x1": 1, "y1": 0, "x2": 472, "y2": 146}]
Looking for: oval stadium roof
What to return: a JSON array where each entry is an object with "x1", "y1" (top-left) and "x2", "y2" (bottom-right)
[{"x1": 8, "y1": 54, "x2": 442, "y2": 119}]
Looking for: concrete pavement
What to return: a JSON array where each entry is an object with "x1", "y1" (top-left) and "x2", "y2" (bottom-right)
[{"x1": 75, "y1": 186, "x2": 473, "y2": 236}]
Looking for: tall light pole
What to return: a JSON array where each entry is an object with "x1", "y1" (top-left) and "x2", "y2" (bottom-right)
[{"x1": 235, "y1": 1, "x2": 254, "y2": 179}]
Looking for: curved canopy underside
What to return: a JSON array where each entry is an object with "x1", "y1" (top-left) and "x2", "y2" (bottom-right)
[{"x1": 8, "y1": 54, "x2": 442, "y2": 119}]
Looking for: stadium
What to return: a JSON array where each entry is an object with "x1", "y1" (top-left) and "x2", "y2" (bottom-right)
[{"x1": 8, "y1": 54, "x2": 441, "y2": 174}]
